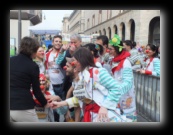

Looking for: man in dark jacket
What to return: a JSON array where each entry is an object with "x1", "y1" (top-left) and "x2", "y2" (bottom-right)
[{"x1": 10, "y1": 36, "x2": 48, "y2": 122}]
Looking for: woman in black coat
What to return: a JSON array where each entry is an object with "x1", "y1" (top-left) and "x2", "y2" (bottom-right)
[{"x1": 10, "y1": 36, "x2": 48, "y2": 122}]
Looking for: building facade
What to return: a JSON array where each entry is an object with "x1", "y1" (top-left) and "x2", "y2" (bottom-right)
[
  {"x1": 10, "y1": 10, "x2": 42, "y2": 55},
  {"x1": 62, "y1": 10, "x2": 160, "y2": 47}
]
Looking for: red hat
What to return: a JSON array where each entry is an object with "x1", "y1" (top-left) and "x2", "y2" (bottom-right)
[{"x1": 39, "y1": 73, "x2": 47, "y2": 81}]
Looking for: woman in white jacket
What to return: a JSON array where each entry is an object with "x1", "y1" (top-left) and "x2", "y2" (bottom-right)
[{"x1": 108, "y1": 34, "x2": 137, "y2": 122}]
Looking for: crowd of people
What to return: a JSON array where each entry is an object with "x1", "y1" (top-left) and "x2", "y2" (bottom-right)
[{"x1": 10, "y1": 33, "x2": 160, "y2": 122}]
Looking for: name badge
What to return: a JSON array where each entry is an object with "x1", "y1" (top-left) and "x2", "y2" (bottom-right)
[{"x1": 73, "y1": 84, "x2": 87, "y2": 100}]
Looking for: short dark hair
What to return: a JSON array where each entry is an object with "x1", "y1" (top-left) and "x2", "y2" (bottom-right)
[
  {"x1": 96, "y1": 35, "x2": 109, "y2": 47},
  {"x1": 19, "y1": 36, "x2": 40, "y2": 57},
  {"x1": 83, "y1": 43, "x2": 103, "y2": 58},
  {"x1": 53, "y1": 35, "x2": 62, "y2": 41},
  {"x1": 123, "y1": 40, "x2": 136, "y2": 49}
]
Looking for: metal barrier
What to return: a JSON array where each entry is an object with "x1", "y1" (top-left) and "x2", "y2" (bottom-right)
[{"x1": 133, "y1": 70, "x2": 160, "y2": 122}]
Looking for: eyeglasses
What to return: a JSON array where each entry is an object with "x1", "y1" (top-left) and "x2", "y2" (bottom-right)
[{"x1": 40, "y1": 80, "x2": 45, "y2": 82}]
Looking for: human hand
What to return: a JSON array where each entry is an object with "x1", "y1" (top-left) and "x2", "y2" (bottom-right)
[
  {"x1": 44, "y1": 103, "x2": 50, "y2": 108},
  {"x1": 136, "y1": 69, "x2": 141, "y2": 72},
  {"x1": 61, "y1": 44, "x2": 69, "y2": 53},
  {"x1": 45, "y1": 95, "x2": 61, "y2": 103},
  {"x1": 97, "y1": 106, "x2": 109, "y2": 122},
  {"x1": 140, "y1": 69, "x2": 145, "y2": 74},
  {"x1": 49, "y1": 101, "x2": 68, "y2": 109},
  {"x1": 69, "y1": 44, "x2": 77, "y2": 52}
]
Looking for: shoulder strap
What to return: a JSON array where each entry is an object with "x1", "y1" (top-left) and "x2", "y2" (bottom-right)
[
  {"x1": 45, "y1": 49, "x2": 53, "y2": 69},
  {"x1": 89, "y1": 67, "x2": 93, "y2": 78}
]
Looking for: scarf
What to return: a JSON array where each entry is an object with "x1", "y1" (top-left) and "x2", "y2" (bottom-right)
[
  {"x1": 111, "y1": 50, "x2": 130, "y2": 73},
  {"x1": 45, "y1": 49, "x2": 60, "y2": 69},
  {"x1": 83, "y1": 103, "x2": 100, "y2": 122}
]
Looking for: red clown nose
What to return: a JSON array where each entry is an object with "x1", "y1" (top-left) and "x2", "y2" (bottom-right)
[
  {"x1": 40, "y1": 85, "x2": 45, "y2": 90},
  {"x1": 63, "y1": 66, "x2": 67, "y2": 70},
  {"x1": 106, "y1": 49, "x2": 110, "y2": 53},
  {"x1": 145, "y1": 50, "x2": 149, "y2": 53}
]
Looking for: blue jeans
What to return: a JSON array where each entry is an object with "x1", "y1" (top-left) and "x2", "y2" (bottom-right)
[
  {"x1": 52, "y1": 84, "x2": 65, "y2": 100},
  {"x1": 52, "y1": 83, "x2": 65, "y2": 122}
]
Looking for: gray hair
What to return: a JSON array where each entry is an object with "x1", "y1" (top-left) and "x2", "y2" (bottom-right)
[{"x1": 70, "y1": 33, "x2": 82, "y2": 41}]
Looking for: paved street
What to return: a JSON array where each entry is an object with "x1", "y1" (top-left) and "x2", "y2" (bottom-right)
[{"x1": 59, "y1": 114, "x2": 149, "y2": 122}]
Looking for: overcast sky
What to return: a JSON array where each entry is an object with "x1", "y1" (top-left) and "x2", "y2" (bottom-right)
[{"x1": 42, "y1": 10, "x2": 73, "y2": 30}]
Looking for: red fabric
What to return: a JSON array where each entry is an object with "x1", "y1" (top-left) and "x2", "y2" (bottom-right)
[
  {"x1": 44, "y1": 49, "x2": 60, "y2": 69},
  {"x1": 145, "y1": 70, "x2": 152, "y2": 75},
  {"x1": 45, "y1": 49, "x2": 52, "y2": 69},
  {"x1": 146, "y1": 57, "x2": 154, "y2": 68},
  {"x1": 45, "y1": 91, "x2": 51, "y2": 95},
  {"x1": 144, "y1": 57, "x2": 148, "y2": 62},
  {"x1": 144, "y1": 57, "x2": 154, "y2": 75},
  {"x1": 83, "y1": 103, "x2": 100, "y2": 122},
  {"x1": 31, "y1": 90, "x2": 51, "y2": 106},
  {"x1": 39, "y1": 73, "x2": 46, "y2": 80},
  {"x1": 89, "y1": 68, "x2": 93, "y2": 78},
  {"x1": 111, "y1": 50, "x2": 130, "y2": 73}
]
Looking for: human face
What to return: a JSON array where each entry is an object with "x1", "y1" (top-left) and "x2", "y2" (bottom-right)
[
  {"x1": 65, "y1": 62, "x2": 74, "y2": 77},
  {"x1": 72, "y1": 57, "x2": 82, "y2": 72},
  {"x1": 39, "y1": 77, "x2": 46, "y2": 92},
  {"x1": 52, "y1": 37, "x2": 62, "y2": 50},
  {"x1": 145, "y1": 45, "x2": 156, "y2": 58},
  {"x1": 40, "y1": 78, "x2": 46, "y2": 85},
  {"x1": 36, "y1": 47, "x2": 45, "y2": 60},
  {"x1": 123, "y1": 43, "x2": 131, "y2": 51},
  {"x1": 70, "y1": 38, "x2": 81, "y2": 49},
  {"x1": 95, "y1": 39, "x2": 103, "y2": 46},
  {"x1": 96, "y1": 39, "x2": 107, "y2": 52},
  {"x1": 108, "y1": 45, "x2": 117, "y2": 57}
]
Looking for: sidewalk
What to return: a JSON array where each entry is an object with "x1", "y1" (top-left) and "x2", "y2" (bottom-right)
[
  {"x1": 59, "y1": 114, "x2": 149, "y2": 122},
  {"x1": 137, "y1": 115, "x2": 149, "y2": 122}
]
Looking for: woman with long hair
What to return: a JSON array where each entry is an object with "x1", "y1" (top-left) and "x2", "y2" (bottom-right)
[{"x1": 137, "y1": 43, "x2": 160, "y2": 77}]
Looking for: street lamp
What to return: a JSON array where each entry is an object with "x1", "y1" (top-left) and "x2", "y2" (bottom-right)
[
  {"x1": 18, "y1": 10, "x2": 21, "y2": 53},
  {"x1": 42, "y1": 11, "x2": 46, "y2": 21}
]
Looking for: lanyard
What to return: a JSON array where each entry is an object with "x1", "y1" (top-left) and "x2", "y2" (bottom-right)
[{"x1": 146, "y1": 57, "x2": 154, "y2": 69}]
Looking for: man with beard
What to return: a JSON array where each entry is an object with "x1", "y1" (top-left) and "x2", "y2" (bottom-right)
[{"x1": 47, "y1": 57, "x2": 82, "y2": 122}]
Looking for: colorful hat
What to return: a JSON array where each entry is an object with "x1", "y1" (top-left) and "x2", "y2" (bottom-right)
[{"x1": 109, "y1": 34, "x2": 123, "y2": 52}]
